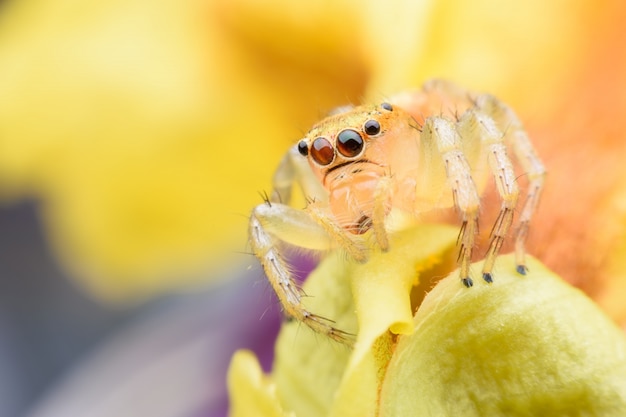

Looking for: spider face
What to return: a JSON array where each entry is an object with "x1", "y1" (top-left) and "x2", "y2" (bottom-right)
[
  {"x1": 297, "y1": 102, "x2": 392, "y2": 170},
  {"x1": 295, "y1": 102, "x2": 416, "y2": 234}
]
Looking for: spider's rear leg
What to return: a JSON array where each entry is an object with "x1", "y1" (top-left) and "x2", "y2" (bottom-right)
[
  {"x1": 481, "y1": 146, "x2": 518, "y2": 281},
  {"x1": 476, "y1": 95, "x2": 546, "y2": 274},
  {"x1": 509, "y1": 129, "x2": 545, "y2": 274},
  {"x1": 249, "y1": 202, "x2": 355, "y2": 345},
  {"x1": 421, "y1": 117, "x2": 480, "y2": 287},
  {"x1": 458, "y1": 110, "x2": 520, "y2": 283}
]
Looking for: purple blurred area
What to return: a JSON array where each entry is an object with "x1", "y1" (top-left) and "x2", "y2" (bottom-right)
[{"x1": 0, "y1": 201, "x2": 283, "y2": 417}]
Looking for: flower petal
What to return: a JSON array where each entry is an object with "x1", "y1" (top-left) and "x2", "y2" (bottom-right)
[
  {"x1": 269, "y1": 224, "x2": 457, "y2": 417},
  {"x1": 228, "y1": 350, "x2": 288, "y2": 417},
  {"x1": 380, "y1": 255, "x2": 626, "y2": 416},
  {"x1": 271, "y1": 250, "x2": 356, "y2": 417}
]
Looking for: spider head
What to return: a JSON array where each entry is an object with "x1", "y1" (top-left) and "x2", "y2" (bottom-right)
[
  {"x1": 296, "y1": 101, "x2": 419, "y2": 233},
  {"x1": 297, "y1": 102, "x2": 403, "y2": 182}
]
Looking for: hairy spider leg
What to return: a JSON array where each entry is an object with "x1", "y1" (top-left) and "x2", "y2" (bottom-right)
[
  {"x1": 249, "y1": 145, "x2": 358, "y2": 345},
  {"x1": 419, "y1": 117, "x2": 481, "y2": 287},
  {"x1": 457, "y1": 108, "x2": 519, "y2": 282},
  {"x1": 476, "y1": 95, "x2": 547, "y2": 274}
]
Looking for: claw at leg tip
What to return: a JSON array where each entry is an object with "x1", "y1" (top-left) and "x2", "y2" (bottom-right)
[
  {"x1": 482, "y1": 272, "x2": 493, "y2": 283},
  {"x1": 462, "y1": 277, "x2": 474, "y2": 288},
  {"x1": 516, "y1": 264, "x2": 528, "y2": 275}
]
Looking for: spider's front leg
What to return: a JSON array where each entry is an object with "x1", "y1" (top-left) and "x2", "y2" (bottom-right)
[
  {"x1": 270, "y1": 145, "x2": 370, "y2": 262},
  {"x1": 249, "y1": 145, "x2": 358, "y2": 345},
  {"x1": 249, "y1": 202, "x2": 355, "y2": 345}
]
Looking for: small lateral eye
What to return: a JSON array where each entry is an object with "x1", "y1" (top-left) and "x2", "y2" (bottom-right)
[
  {"x1": 337, "y1": 129, "x2": 364, "y2": 157},
  {"x1": 363, "y1": 119, "x2": 381, "y2": 136},
  {"x1": 381, "y1": 102, "x2": 393, "y2": 111},
  {"x1": 297, "y1": 140, "x2": 308, "y2": 156},
  {"x1": 311, "y1": 137, "x2": 335, "y2": 165}
]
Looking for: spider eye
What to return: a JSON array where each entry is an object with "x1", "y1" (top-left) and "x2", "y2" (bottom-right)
[
  {"x1": 363, "y1": 119, "x2": 381, "y2": 136},
  {"x1": 311, "y1": 137, "x2": 335, "y2": 165},
  {"x1": 297, "y1": 140, "x2": 308, "y2": 156},
  {"x1": 337, "y1": 129, "x2": 364, "y2": 157},
  {"x1": 381, "y1": 102, "x2": 393, "y2": 111}
]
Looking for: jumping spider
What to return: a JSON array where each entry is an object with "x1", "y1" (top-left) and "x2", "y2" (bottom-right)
[{"x1": 249, "y1": 80, "x2": 546, "y2": 344}]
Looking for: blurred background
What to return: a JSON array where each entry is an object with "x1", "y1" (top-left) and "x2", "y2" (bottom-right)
[{"x1": 1, "y1": 0, "x2": 626, "y2": 416}]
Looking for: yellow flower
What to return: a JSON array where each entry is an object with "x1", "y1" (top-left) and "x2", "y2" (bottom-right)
[{"x1": 228, "y1": 225, "x2": 626, "y2": 416}]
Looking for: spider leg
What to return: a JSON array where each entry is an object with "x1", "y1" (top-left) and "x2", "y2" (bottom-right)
[
  {"x1": 421, "y1": 117, "x2": 481, "y2": 287},
  {"x1": 271, "y1": 145, "x2": 328, "y2": 204},
  {"x1": 248, "y1": 144, "x2": 359, "y2": 344},
  {"x1": 275, "y1": 145, "x2": 390, "y2": 257},
  {"x1": 476, "y1": 95, "x2": 546, "y2": 274},
  {"x1": 249, "y1": 202, "x2": 354, "y2": 345},
  {"x1": 306, "y1": 201, "x2": 369, "y2": 263},
  {"x1": 458, "y1": 109, "x2": 519, "y2": 282},
  {"x1": 271, "y1": 144, "x2": 369, "y2": 262},
  {"x1": 371, "y1": 175, "x2": 393, "y2": 251}
]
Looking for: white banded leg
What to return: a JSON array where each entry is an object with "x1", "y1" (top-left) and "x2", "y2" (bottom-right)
[
  {"x1": 371, "y1": 175, "x2": 393, "y2": 251},
  {"x1": 270, "y1": 145, "x2": 328, "y2": 205},
  {"x1": 421, "y1": 117, "x2": 481, "y2": 287},
  {"x1": 249, "y1": 202, "x2": 354, "y2": 345},
  {"x1": 458, "y1": 109, "x2": 519, "y2": 282},
  {"x1": 476, "y1": 95, "x2": 546, "y2": 274},
  {"x1": 306, "y1": 201, "x2": 369, "y2": 263}
]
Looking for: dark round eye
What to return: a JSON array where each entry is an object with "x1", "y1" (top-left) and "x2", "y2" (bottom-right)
[
  {"x1": 381, "y1": 102, "x2": 393, "y2": 111},
  {"x1": 363, "y1": 119, "x2": 381, "y2": 136},
  {"x1": 297, "y1": 140, "x2": 308, "y2": 156},
  {"x1": 336, "y1": 129, "x2": 364, "y2": 157},
  {"x1": 310, "y1": 137, "x2": 335, "y2": 165}
]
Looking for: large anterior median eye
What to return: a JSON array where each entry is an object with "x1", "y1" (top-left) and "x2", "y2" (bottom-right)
[
  {"x1": 311, "y1": 137, "x2": 335, "y2": 165},
  {"x1": 336, "y1": 129, "x2": 364, "y2": 158}
]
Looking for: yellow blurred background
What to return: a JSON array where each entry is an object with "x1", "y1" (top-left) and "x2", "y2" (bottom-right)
[
  {"x1": 3, "y1": 0, "x2": 620, "y2": 302},
  {"x1": 1, "y1": 0, "x2": 625, "y2": 416}
]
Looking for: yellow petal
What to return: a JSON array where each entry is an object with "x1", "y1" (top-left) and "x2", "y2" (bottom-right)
[
  {"x1": 380, "y1": 255, "x2": 626, "y2": 416},
  {"x1": 328, "y1": 225, "x2": 457, "y2": 417},
  {"x1": 350, "y1": 224, "x2": 458, "y2": 354},
  {"x1": 271, "y1": 250, "x2": 355, "y2": 417},
  {"x1": 270, "y1": 224, "x2": 457, "y2": 417},
  {"x1": 227, "y1": 350, "x2": 289, "y2": 417}
]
